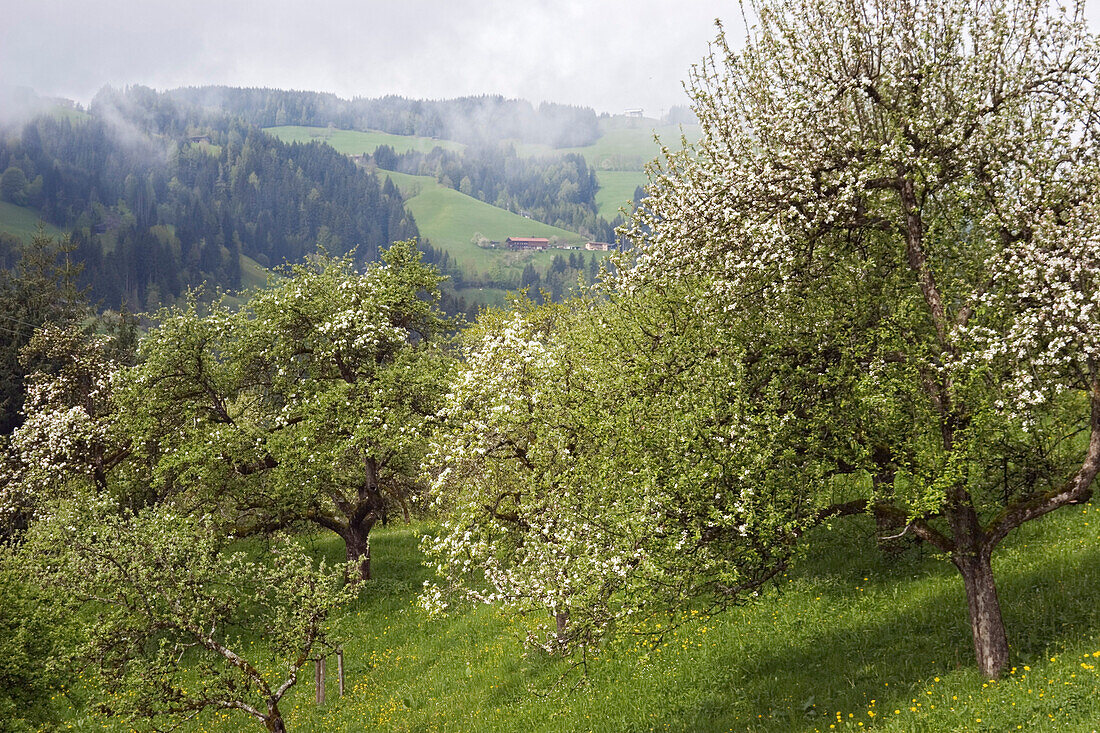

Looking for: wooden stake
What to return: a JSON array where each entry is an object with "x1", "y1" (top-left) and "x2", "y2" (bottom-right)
[
  {"x1": 315, "y1": 657, "x2": 326, "y2": 705},
  {"x1": 337, "y1": 647, "x2": 345, "y2": 697}
]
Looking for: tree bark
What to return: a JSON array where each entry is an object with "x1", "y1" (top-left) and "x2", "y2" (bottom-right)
[
  {"x1": 265, "y1": 705, "x2": 287, "y2": 733},
  {"x1": 343, "y1": 519, "x2": 376, "y2": 581},
  {"x1": 954, "y1": 550, "x2": 1009, "y2": 678},
  {"x1": 555, "y1": 610, "x2": 568, "y2": 641}
]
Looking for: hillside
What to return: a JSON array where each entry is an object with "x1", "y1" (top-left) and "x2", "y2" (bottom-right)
[
  {"x1": 264, "y1": 118, "x2": 697, "y2": 252},
  {"x1": 49, "y1": 502, "x2": 1100, "y2": 732},
  {"x1": 263, "y1": 125, "x2": 465, "y2": 155},
  {"x1": 552, "y1": 120, "x2": 700, "y2": 219},
  {"x1": 0, "y1": 87, "x2": 416, "y2": 312},
  {"x1": 516, "y1": 119, "x2": 700, "y2": 171},
  {"x1": 592, "y1": 170, "x2": 649, "y2": 220},
  {"x1": 380, "y1": 170, "x2": 582, "y2": 275},
  {"x1": 0, "y1": 201, "x2": 67, "y2": 242},
  {"x1": 3, "y1": 91, "x2": 676, "y2": 314}
]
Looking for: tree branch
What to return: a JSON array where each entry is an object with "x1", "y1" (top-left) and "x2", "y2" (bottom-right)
[{"x1": 984, "y1": 382, "x2": 1100, "y2": 549}]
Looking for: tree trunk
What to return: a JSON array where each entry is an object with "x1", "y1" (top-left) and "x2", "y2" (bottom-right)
[
  {"x1": 265, "y1": 705, "x2": 288, "y2": 733},
  {"x1": 554, "y1": 610, "x2": 568, "y2": 640},
  {"x1": 343, "y1": 519, "x2": 376, "y2": 581},
  {"x1": 954, "y1": 550, "x2": 1009, "y2": 678}
]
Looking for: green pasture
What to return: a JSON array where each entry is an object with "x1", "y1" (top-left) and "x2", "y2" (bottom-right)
[
  {"x1": 218, "y1": 254, "x2": 274, "y2": 310},
  {"x1": 517, "y1": 123, "x2": 701, "y2": 171},
  {"x1": 47, "y1": 105, "x2": 90, "y2": 123},
  {"x1": 454, "y1": 286, "x2": 516, "y2": 313},
  {"x1": 593, "y1": 170, "x2": 648, "y2": 220},
  {"x1": 381, "y1": 171, "x2": 582, "y2": 278},
  {"x1": 238, "y1": 253, "x2": 269, "y2": 291},
  {"x1": 264, "y1": 126, "x2": 465, "y2": 156},
  {"x1": 191, "y1": 140, "x2": 223, "y2": 157},
  {"x1": 0, "y1": 201, "x2": 66, "y2": 242}
]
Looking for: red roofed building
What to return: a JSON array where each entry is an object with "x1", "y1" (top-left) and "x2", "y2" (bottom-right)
[{"x1": 505, "y1": 237, "x2": 550, "y2": 251}]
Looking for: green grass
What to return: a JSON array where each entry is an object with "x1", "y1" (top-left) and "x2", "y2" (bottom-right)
[
  {"x1": 263, "y1": 126, "x2": 586, "y2": 286},
  {"x1": 192, "y1": 140, "x2": 223, "y2": 158},
  {"x1": 55, "y1": 500, "x2": 1100, "y2": 732},
  {"x1": 593, "y1": 171, "x2": 648, "y2": 220},
  {"x1": 262, "y1": 122, "x2": 680, "y2": 226},
  {"x1": 238, "y1": 253, "x2": 269, "y2": 292},
  {"x1": 517, "y1": 122, "x2": 701, "y2": 172},
  {"x1": 47, "y1": 105, "x2": 90, "y2": 123},
  {"x1": 218, "y1": 254, "x2": 273, "y2": 310},
  {"x1": 455, "y1": 286, "x2": 514, "y2": 311},
  {"x1": 264, "y1": 126, "x2": 465, "y2": 156},
  {"x1": 0, "y1": 201, "x2": 66, "y2": 242},
  {"x1": 381, "y1": 171, "x2": 582, "y2": 278}
]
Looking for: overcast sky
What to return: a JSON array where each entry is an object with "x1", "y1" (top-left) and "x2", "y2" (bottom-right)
[
  {"x1": 2, "y1": 0, "x2": 1099, "y2": 117},
  {"x1": 1, "y1": 0, "x2": 738, "y2": 116}
]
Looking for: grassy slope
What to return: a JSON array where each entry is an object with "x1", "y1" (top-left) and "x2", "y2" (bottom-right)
[
  {"x1": 218, "y1": 254, "x2": 274, "y2": 310},
  {"x1": 264, "y1": 121, "x2": 697, "y2": 242},
  {"x1": 593, "y1": 170, "x2": 648, "y2": 221},
  {"x1": 238, "y1": 253, "x2": 269, "y2": 292},
  {"x1": 59, "y1": 501, "x2": 1100, "y2": 732},
  {"x1": 0, "y1": 201, "x2": 67, "y2": 242},
  {"x1": 48, "y1": 106, "x2": 91, "y2": 123},
  {"x1": 265, "y1": 126, "x2": 584, "y2": 284},
  {"x1": 264, "y1": 126, "x2": 465, "y2": 155},
  {"x1": 517, "y1": 121, "x2": 701, "y2": 172},
  {"x1": 521, "y1": 118, "x2": 699, "y2": 222},
  {"x1": 381, "y1": 170, "x2": 582, "y2": 277}
]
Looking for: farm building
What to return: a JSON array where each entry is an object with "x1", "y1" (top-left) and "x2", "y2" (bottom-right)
[
  {"x1": 585, "y1": 242, "x2": 613, "y2": 251},
  {"x1": 506, "y1": 237, "x2": 550, "y2": 251}
]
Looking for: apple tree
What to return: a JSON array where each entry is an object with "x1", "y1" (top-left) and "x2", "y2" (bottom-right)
[
  {"x1": 116, "y1": 240, "x2": 453, "y2": 580},
  {"x1": 424, "y1": 0, "x2": 1100, "y2": 678}
]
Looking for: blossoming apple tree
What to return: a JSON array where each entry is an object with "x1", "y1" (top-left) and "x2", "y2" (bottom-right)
[
  {"x1": 117, "y1": 240, "x2": 452, "y2": 580},
  {"x1": 21, "y1": 495, "x2": 352, "y2": 733},
  {"x1": 3, "y1": 240, "x2": 452, "y2": 581},
  {"x1": 425, "y1": 0, "x2": 1100, "y2": 678},
  {"x1": 424, "y1": 290, "x2": 812, "y2": 652}
]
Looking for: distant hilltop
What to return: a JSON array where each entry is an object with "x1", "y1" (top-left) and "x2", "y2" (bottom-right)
[{"x1": 166, "y1": 87, "x2": 603, "y2": 149}]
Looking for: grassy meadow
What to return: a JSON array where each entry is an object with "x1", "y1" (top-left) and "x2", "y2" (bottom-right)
[
  {"x1": 238, "y1": 253, "x2": 270, "y2": 292},
  {"x1": 592, "y1": 170, "x2": 648, "y2": 220},
  {"x1": 264, "y1": 126, "x2": 466, "y2": 156},
  {"x1": 380, "y1": 170, "x2": 582, "y2": 278},
  {"x1": 47, "y1": 500, "x2": 1100, "y2": 732},
  {"x1": 0, "y1": 201, "x2": 66, "y2": 243},
  {"x1": 516, "y1": 121, "x2": 701, "y2": 172},
  {"x1": 453, "y1": 285, "x2": 513, "y2": 310},
  {"x1": 264, "y1": 125, "x2": 594, "y2": 283},
  {"x1": 262, "y1": 121, "x2": 693, "y2": 238},
  {"x1": 45, "y1": 105, "x2": 91, "y2": 123}
]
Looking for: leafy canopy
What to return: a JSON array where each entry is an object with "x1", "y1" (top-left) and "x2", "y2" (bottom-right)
[
  {"x1": 424, "y1": 0, "x2": 1100, "y2": 678},
  {"x1": 21, "y1": 494, "x2": 352, "y2": 733}
]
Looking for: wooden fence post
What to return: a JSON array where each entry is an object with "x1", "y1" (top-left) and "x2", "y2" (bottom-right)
[
  {"x1": 315, "y1": 657, "x2": 326, "y2": 705},
  {"x1": 337, "y1": 647, "x2": 345, "y2": 697}
]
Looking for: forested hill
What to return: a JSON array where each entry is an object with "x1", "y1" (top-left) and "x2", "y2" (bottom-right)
[
  {"x1": 0, "y1": 86, "x2": 417, "y2": 310},
  {"x1": 166, "y1": 86, "x2": 601, "y2": 148}
]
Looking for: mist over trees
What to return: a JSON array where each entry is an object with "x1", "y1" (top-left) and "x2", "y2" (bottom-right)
[
  {"x1": 0, "y1": 86, "x2": 417, "y2": 310},
  {"x1": 167, "y1": 87, "x2": 602, "y2": 148},
  {"x1": 373, "y1": 143, "x2": 619, "y2": 243}
]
